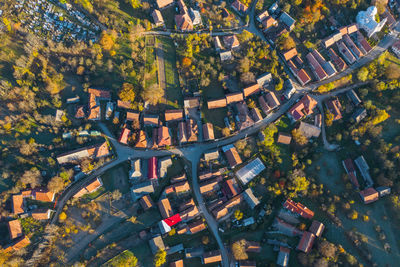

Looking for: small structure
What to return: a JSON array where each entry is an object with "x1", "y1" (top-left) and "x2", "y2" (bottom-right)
[
  {"x1": 203, "y1": 123, "x2": 215, "y2": 141},
  {"x1": 158, "y1": 198, "x2": 174, "y2": 219},
  {"x1": 243, "y1": 188, "x2": 260, "y2": 209},
  {"x1": 309, "y1": 220, "x2": 325, "y2": 237},
  {"x1": 220, "y1": 50, "x2": 233, "y2": 61},
  {"x1": 359, "y1": 188, "x2": 379, "y2": 204},
  {"x1": 208, "y1": 98, "x2": 227, "y2": 109},
  {"x1": 139, "y1": 195, "x2": 154, "y2": 211},
  {"x1": 352, "y1": 108, "x2": 367, "y2": 123},
  {"x1": 189, "y1": 8, "x2": 202, "y2": 25},
  {"x1": 222, "y1": 145, "x2": 242, "y2": 168},
  {"x1": 149, "y1": 235, "x2": 165, "y2": 254},
  {"x1": 297, "y1": 232, "x2": 315, "y2": 253},
  {"x1": 282, "y1": 48, "x2": 297, "y2": 61},
  {"x1": 203, "y1": 250, "x2": 222, "y2": 264},
  {"x1": 131, "y1": 181, "x2": 154, "y2": 200},
  {"x1": 277, "y1": 246, "x2": 290, "y2": 267},
  {"x1": 235, "y1": 158, "x2": 266, "y2": 185},
  {"x1": 245, "y1": 241, "x2": 261, "y2": 253},
  {"x1": 279, "y1": 12, "x2": 295, "y2": 31},
  {"x1": 213, "y1": 36, "x2": 224, "y2": 51},
  {"x1": 31, "y1": 209, "x2": 51, "y2": 220},
  {"x1": 256, "y1": 72, "x2": 273, "y2": 88},
  {"x1": 376, "y1": 186, "x2": 391, "y2": 197},
  {"x1": 156, "y1": 0, "x2": 173, "y2": 9},
  {"x1": 204, "y1": 149, "x2": 220, "y2": 162},
  {"x1": 170, "y1": 259, "x2": 184, "y2": 267},
  {"x1": 347, "y1": 89, "x2": 362, "y2": 106},
  {"x1": 129, "y1": 159, "x2": 142, "y2": 180},
  {"x1": 277, "y1": 133, "x2": 292, "y2": 145}
]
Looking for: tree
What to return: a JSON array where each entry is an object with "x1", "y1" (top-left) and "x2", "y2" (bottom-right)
[
  {"x1": 318, "y1": 240, "x2": 337, "y2": 258},
  {"x1": 222, "y1": 127, "x2": 230, "y2": 137},
  {"x1": 292, "y1": 129, "x2": 307, "y2": 145},
  {"x1": 372, "y1": 109, "x2": 389, "y2": 125},
  {"x1": 100, "y1": 31, "x2": 115, "y2": 51},
  {"x1": 153, "y1": 249, "x2": 166, "y2": 267},
  {"x1": 22, "y1": 168, "x2": 42, "y2": 188},
  {"x1": 111, "y1": 190, "x2": 122, "y2": 201},
  {"x1": 59, "y1": 212, "x2": 67, "y2": 221},
  {"x1": 385, "y1": 63, "x2": 400, "y2": 80},
  {"x1": 48, "y1": 176, "x2": 65, "y2": 193},
  {"x1": 119, "y1": 83, "x2": 136, "y2": 102},
  {"x1": 141, "y1": 84, "x2": 164, "y2": 105},
  {"x1": 357, "y1": 67, "x2": 369, "y2": 81},
  {"x1": 19, "y1": 139, "x2": 38, "y2": 156},
  {"x1": 277, "y1": 33, "x2": 296, "y2": 51},
  {"x1": 288, "y1": 173, "x2": 310, "y2": 196},
  {"x1": 126, "y1": 0, "x2": 142, "y2": 9},
  {"x1": 234, "y1": 209, "x2": 243, "y2": 220},
  {"x1": 348, "y1": 210, "x2": 358, "y2": 220},
  {"x1": 240, "y1": 72, "x2": 256, "y2": 85},
  {"x1": 325, "y1": 110, "x2": 334, "y2": 127},
  {"x1": 182, "y1": 57, "x2": 192, "y2": 68},
  {"x1": 231, "y1": 239, "x2": 248, "y2": 260},
  {"x1": 108, "y1": 250, "x2": 138, "y2": 267}
]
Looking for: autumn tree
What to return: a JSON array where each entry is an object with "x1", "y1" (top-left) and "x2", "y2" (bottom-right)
[
  {"x1": 277, "y1": 33, "x2": 296, "y2": 51},
  {"x1": 141, "y1": 83, "x2": 164, "y2": 105},
  {"x1": 182, "y1": 57, "x2": 192, "y2": 68},
  {"x1": 19, "y1": 139, "x2": 38, "y2": 156},
  {"x1": 231, "y1": 239, "x2": 248, "y2": 260},
  {"x1": 119, "y1": 83, "x2": 136, "y2": 102},
  {"x1": 288, "y1": 170, "x2": 310, "y2": 197},
  {"x1": 22, "y1": 168, "x2": 42, "y2": 188},
  {"x1": 222, "y1": 127, "x2": 230, "y2": 137},
  {"x1": 48, "y1": 176, "x2": 65, "y2": 193},
  {"x1": 372, "y1": 109, "x2": 389, "y2": 125},
  {"x1": 100, "y1": 31, "x2": 115, "y2": 51},
  {"x1": 292, "y1": 129, "x2": 307, "y2": 145},
  {"x1": 357, "y1": 67, "x2": 369, "y2": 82},
  {"x1": 385, "y1": 63, "x2": 400, "y2": 80},
  {"x1": 153, "y1": 249, "x2": 166, "y2": 267},
  {"x1": 318, "y1": 240, "x2": 337, "y2": 258},
  {"x1": 325, "y1": 110, "x2": 334, "y2": 127},
  {"x1": 234, "y1": 209, "x2": 243, "y2": 220},
  {"x1": 240, "y1": 72, "x2": 256, "y2": 85}
]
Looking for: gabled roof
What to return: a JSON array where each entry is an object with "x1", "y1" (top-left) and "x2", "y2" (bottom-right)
[
  {"x1": 178, "y1": 121, "x2": 187, "y2": 143},
  {"x1": 277, "y1": 133, "x2": 292, "y2": 145},
  {"x1": 12, "y1": 194, "x2": 24, "y2": 215},
  {"x1": 119, "y1": 128, "x2": 131, "y2": 144},
  {"x1": 203, "y1": 250, "x2": 222, "y2": 264},
  {"x1": 34, "y1": 189, "x2": 55, "y2": 202},
  {"x1": 250, "y1": 108, "x2": 263, "y2": 122},
  {"x1": 297, "y1": 232, "x2": 315, "y2": 253},
  {"x1": 199, "y1": 178, "x2": 220, "y2": 194},
  {"x1": 231, "y1": 0, "x2": 248, "y2": 13},
  {"x1": 156, "y1": 0, "x2": 173, "y2": 8},
  {"x1": 326, "y1": 98, "x2": 342, "y2": 121},
  {"x1": 180, "y1": 205, "x2": 199, "y2": 221},
  {"x1": 283, "y1": 48, "x2": 297, "y2": 61},
  {"x1": 157, "y1": 126, "x2": 171, "y2": 147},
  {"x1": 298, "y1": 121, "x2": 321, "y2": 139},
  {"x1": 223, "y1": 145, "x2": 242, "y2": 168},
  {"x1": 4, "y1": 236, "x2": 30, "y2": 252},
  {"x1": 283, "y1": 199, "x2": 314, "y2": 219},
  {"x1": 143, "y1": 114, "x2": 159, "y2": 126},
  {"x1": 158, "y1": 198, "x2": 173, "y2": 219},
  {"x1": 203, "y1": 123, "x2": 215, "y2": 141},
  {"x1": 226, "y1": 92, "x2": 244, "y2": 104},
  {"x1": 359, "y1": 188, "x2": 379, "y2": 204},
  {"x1": 163, "y1": 214, "x2": 182, "y2": 227},
  {"x1": 207, "y1": 98, "x2": 227, "y2": 109},
  {"x1": 31, "y1": 209, "x2": 51, "y2": 220},
  {"x1": 223, "y1": 35, "x2": 240, "y2": 49},
  {"x1": 149, "y1": 235, "x2": 165, "y2": 254},
  {"x1": 186, "y1": 119, "x2": 198, "y2": 142},
  {"x1": 8, "y1": 220, "x2": 23, "y2": 240},
  {"x1": 170, "y1": 259, "x2": 184, "y2": 267},
  {"x1": 135, "y1": 130, "x2": 148, "y2": 148},
  {"x1": 235, "y1": 157, "x2": 266, "y2": 185},
  {"x1": 152, "y1": 9, "x2": 164, "y2": 25},
  {"x1": 165, "y1": 109, "x2": 183, "y2": 122},
  {"x1": 188, "y1": 220, "x2": 206, "y2": 234},
  {"x1": 126, "y1": 112, "x2": 139, "y2": 122},
  {"x1": 288, "y1": 94, "x2": 317, "y2": 121},
  {"x1": 265, "y1": 91, "x2": 280, "y2": 109},
  {"x1": 309, "y1": 220, "x2": 325, "y2": 237},
  {"x1": 175, "y1": 13, "x2": 194, "y2": 31},
  {"x1": 243, "y1": 84, "x2": 260, "y2": 98},
  {"x1": 139, "y1": 195, "x2": 154, "y2": 210},
  {"x1": 85, "y1": 177, "x2": 103, "y2": 193}
]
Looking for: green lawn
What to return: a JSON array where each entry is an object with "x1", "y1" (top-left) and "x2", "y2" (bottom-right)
[
  {"x1": 145, "y1": 37, "x2": 158, "y2": 89},
  {"x1": 158, "y1": 36, "x2": 183, "y2": 109},
  {"x1": 101, "y1": 162, "x2": 131, "y2": 194}
]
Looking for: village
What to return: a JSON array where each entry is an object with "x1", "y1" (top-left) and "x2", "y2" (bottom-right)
[{"x1": 1, "y1": 0, "x2": 400, "y2": 266}]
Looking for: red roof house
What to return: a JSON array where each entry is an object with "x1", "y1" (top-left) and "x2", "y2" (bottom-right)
[
  {"x1": 148, "y1": 157, "x2": 158, "y2": 180},
  {"x1": 297, "y1": 232, "x2": 315, "y2": 253},
  {"x1": 118, "y1": 128, "x2": 131, "y2": 145},
  {"x1": 283, "y1": 199, "x2": 314, "y2": 219}
]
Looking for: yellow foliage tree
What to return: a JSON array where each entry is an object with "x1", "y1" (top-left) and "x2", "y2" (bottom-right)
[
  {"x1": 100, "y1": 32, "x2": 115, "y2": 51},
  {"x1": 119, "y1": 83, "x2": 136, "y2": 102}
]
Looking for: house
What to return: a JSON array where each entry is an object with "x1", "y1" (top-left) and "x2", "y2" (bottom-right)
[
  {"x1": 175, "y1": 13, "x2": 193, "y2": 31},
  {"x1": 149, "y1": 235, "x2": 165, "y2": 254},
  {"x1": 311, "y1": 49, "x2": 337, "y2": 77},
  {"x1": 73, "y1": 177, "x2": 103, "y2": 198},
  {"x1": 297, "y1": 232, "x2": 315, "y2": 253},
  {"x1": 223, "y1": 35, "x2": 240, "y2": 50},
  {"x1": 376, "y1": 186, "x2": 391, "y2": 197},
  {"x1": 236, "y1": 102, "x2": 255, "y2": 130},
  {"x1": 87, "y1": 88, "x2": 111, "y2": 120},
  {"x1": 156, "y1": 0, "x2": 173, "y2": 9},
  {"x1": 117, "y1": 100, "x2": 132, "y2": 109},
  {"x1": 189, "y1": 8, "x2": 202, "y2": 26},
  {"x1": 222, "y1": 145, "x2": 242, "y2": 168},
  {"x1": 179, "y1": 198, "x2": 195, "y2": 211},
  {"x1": 347, "y1": 89, "x2": 362, "y2": 106},
  {"x1": 188, "y1": 220, "x2": 206, "y2": 234},
  {"x1": 143, "y1": 114, "x2": 159, "y2": 126},
  {"x1": 3, "y1": 236, "x2": 30, "y2": 252},
  {"x1": 12, "y1": 194, "x2": 24, "y2": 215},
  {"x1": 243, "y1": 188, "x2": 260, "y2": 209},
  {"x1": 118, "y1": 128, "x2": 130, "y2": 145},
  {"x1": 262, "y1": 16, "x2": 277, "y2": 30},
  {"x1": 203, "y1": 123, "x2": 215, "y2": 141},
  {"x1": 148, "y1": 157, "x2": 158, "y2": 180},
  {"x1": 282, "y1": 48, "x2": 297, "y2": 61},
  {"x1": 171, "y1": 173, "x2": 187, "y2": 184},
  {"x1": 203, "y1": 250, "x2": 222, "y2": 264},
  {"x1": 157, "y1": 126, "x2": 171, "y2": 147},
  {"x1": 178, "y1": 121, "x2": 188, "y2": 144},
  {"x1": 279, "y1": 12, "x2": 295, "y2": 31},
  {"x1": 256, "y1": 72, "x2": 272, "y2": 88},
  {"x1": 8, "y1": 220, "x2": 22, "y2": 240},
  {"x1": 131, "y1": 181, "x2": 154, "y2": 200},
  {"x1": 273, "y1": 218, "x2": 303, "y2": 237},
  {"x1": 259, "y1": 95, "x2": 271, "y2": 115},
  {"x1": 34, "y1": 189, "x2": 55, "y2": 202},
  {"x1": 277, "y1": 246, "x2": 290, "y2": 267},
  {"x1": 31, "y1": 209, "x2": 51, "y2": 220},
  {"x1": 343, "y1": 34, "x2": 363, "y2": 59},
  {"x1": 356, "y1": 6, "x2": 387, "y2": 38},
  {"x1": 283, "y1": 199, "x2": 314, "y2": 219},
  {"x1": 257, "y1": 10, "x2": 270, "y2": 22},
  {"x1": 288, "y1": 94, "x2": 317, "y2": 121},
  {"x1": 139, "y1": 195, "x2": 154, "y2": 211},
  {"x1": 199, "y1": 178, "x2": 220, "y2": 194},
  {"x1": 309, "y1": 220, "x2": 325, "y2": 237},
  {"x1": 294, "y1": 68, "x2": 311, "y2": 86},
  {"x1": 283, "y1": 79, "x2": 296, "y2": 99},
  {"x1": 199, "y1": 169, "x2": 221, "y2": 181},
  {"x1": 277, "y1": 133, "x2": 291, "y2": 145},
  {"x1": 220, "y1": 50, "x2": 233, "y2": 61},
  {"x1": 212, "y1": 195, "x2": 243, "y2": 219},
  {"x1": 298, "y1": 121, "x2": 321, "y2": 139},
  {"x1": 135, "y1": 130, "x2": 148, "y2": 148},
  {"x1": 235, "y1": 158, "x2": 266, "y2": 185},
  {"x1": 204, "y1": 149, "x2": 220, "y2": 161},
  {"x1": 159, "y1": 157, "x2": 172, "y2": 179},
  {"x1": 186, "y1": 119, "x2": 198, "y2": 142},
  {"x1": 75, "y1": 106, "x2": 86, "y2": 119},
  {"x1": 243, "y1": 84, "x2": 260, "y2": 98},
  {"x1": 306, "y1": 52, "x2": 328, "y2": 81},
  {"x1": 207, "y1": 98, "x2": 227, "y2": 109},
  {"x1": 392, "y1": 40, "x2": 400, "y2": 57},
  {"x1": 359, "y1": 188, "x2": 379, "y2": 204},
  {"x1": 352, "y1": 108, "x2": 367, "y2": 123},
  {"x1": 166, "y1": 180, "x2": 190, "y2": 194},
  {"x1": 226, "y1": 92, "x2": 244, "y2": 104},
  {"x1": 326, "y1": 98, "x2": 342, "y2": 121},
  {"x1": 158, "y1": 198, "x2": 174, "y2": 219},
  {"x1": 170, "y1": 259, "x2": 184, "y2": 267},
  {"x1": 354, "y1": 155, "x2": 373, "y2": 187},
  {"x1": 183, "y1": 97, "x2": 200, "y2": 117},
  {"x1": 231, "y1": 0, "x2": 248, "y2": 13},
  {"x1": 126, "y1": 111, "x2": 139, "y2": 123},
  {"x1": 328, "y1": 48, "x2": 347, "y2": 72},
  {"x1": 245, "y1": 241, "x2": 261, "y2": 253},
  {"x1": 250, "y1": 108, "x2": 263, "y2": 122},
  {"x1": 221, "y1": 178, "x2": 240, "y2": 198},
  {"x1": 265, "y1": 91, "x2": 280, "y2": 110},
  {"x1": 159, "y1": 214, "x2": 182, "y2": 234},
  {"x1": 337, "y1": 41, "x2": 356, "y2": 64},
  {"x1": 180, "y1": 204, "x2": 199, "y2": 221},
  {"x1": 129, "y1": 159, "x2": 141, "y2": 180},
  {"x1": 213, "y1": 36, "x2": 223, "y2": 51},
  {"x1": 269, "y1": 2, "x2": 279, "y2": 13},
  {"x1": 56, "y1": 142, "x2": 111, "y2": 164}
]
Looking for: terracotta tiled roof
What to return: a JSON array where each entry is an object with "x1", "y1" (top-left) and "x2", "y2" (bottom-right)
[
  {"x1": 245, "y1": 241, "x2": 261, "y2": 253},
  {"x1": 288, "y1": 94, "x2": 317, "y2": 121},
  {"x1": 31, "y1": 209, "x2": 51, "y2": 220},
  {"x1": 165, "y1": 109, "x2": 183, "y2": 122},
  {"x1": 223, "y1": 35, "x2": 240, "y2": 49},
  {"x1": 6, "y1": 236, "x2": 30, "y2": 251},
  {"x1": 8, "y1": 220, "x2": 22, "y2": 240},
  {"x1": 283, "y1": 199, "x2": 314, "y2": 219},
  {"x1": 152, "y1": 9, "x2": 164, "y2": 25},
  {"x1": 12, "y1": 195, "x2": 24, "y2": 215},
  {"x1": 277, "y1": 133, "x2": 292, "y2": 144},
  {"x1": 156, "y1": 0, "x2": 173, "y2": 8},
  {"x1": 202, "y1": 123, "x2": 215, "y2": 141},
  {"x1": 243, "y1": 84, "x2": 260, "y2": 98},
  {"x1": 75, "y1": 106, "x2": 86, "y2": 119},
  {"x1": 117, "y1": 100, "x2": 132, "y2": 109},
  {"x1": 34, "y1": 189, "x2": 55, "y2": 202},
  {"x1": 283, "y1": 48, "x2": 297, "y2": 61},
  {"x1": 135, "y1": 130, "x2": 147, "y2": 148},
  {"x1": 119, "y1": 128, "x2": 131, "y2": 144},
  {"x1": 180, "y1": 205, "x2": 199, "y2": 221},
  {"x1": 139, "y1": 195, "x2": 154, "y2": 211},
  {"x1": 250, "y1": 108, "x2": 262, "y2": 122},
  {"x1": 207, "y1": 98, "x2": 227, "y2": 109},
  {"x1": 326, "y1": 98, "x2": 342, "y2": 121},
  {"x1": 157, "y1": 126, "x2": 171, "y2": 147},
  {"x1": 158, "y1": 198, "x2": 173, "y2": 219},
  {"x1": 143, "y1": 114, "x2": 159, "y2": 126},
  {"x1": 199, "y1": 178, "x2": 220, "y2": 193},
  {"x1": 188, "y1": 220, "x2": 206, "y2": 234},
  {"x1": 231, "y1": 0, "x2": 248, "y2": 12},
  {"x1": 224, "y1": 147, "x2": 242, "y2": 168},
  {"x1": 175, "y1": 13, "x2": 193, "y2": 31},
  {"x1": 226, "y1": 92, "x2": 244, "y2": 104},
  {"x1": 359, "y1": 188, "x2": 379, "y2": 204},
  {"x1": 85, "y1": 177, "x2": 103, "y2": 193},
  {"x1": 170, "y1": 259, "x2": 184, "y2": 267},
  {"x1": 186, "y1": 119, "x2": 198, "y2": 142},
  {"x1": 126, "y1": 112, "x2": 139, "y2": 122}
]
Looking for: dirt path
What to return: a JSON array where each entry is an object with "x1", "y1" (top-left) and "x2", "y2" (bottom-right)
[{"x1": 155, "y1": 40, "x2": 167, "y2": 102}]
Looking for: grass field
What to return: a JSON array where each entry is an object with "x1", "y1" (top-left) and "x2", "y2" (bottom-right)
[
  {"x1": 157, "y1": 36, "x2": 183, "y2": 109},
  {"x1": 101, "y1": 162, "x2": 130, "y2": 194},
  {"x1": 145, "y1": 36, "x2": 158, "y2": 89}
]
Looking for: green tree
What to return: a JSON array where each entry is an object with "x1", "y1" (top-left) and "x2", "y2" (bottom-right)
[
  {"x1": 357, "y1": 67, "x2": 369, "y2": 82},
  {"x1": 119, "y1": 83, "x2": 136, "y2": 102},
  {"x1": 106, "y1": 250, "x2": 138, "y2": 267},
  {"x1": 153, "y1": 249, "x2": 166, "y2": 267},
  {"x1": 291, "y1": 129, "x2": 307, "y2": 145}
]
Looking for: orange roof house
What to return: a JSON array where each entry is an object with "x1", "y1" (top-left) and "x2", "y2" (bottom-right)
[
  {"x1": 223, "y1": 35, "x2": 240, "y2": 49},
  {"x1": 135, "y1": 130, "x2": 147, "y2": 148},
  {"x1": 283, "y1": 199, "x2": 314, "y2": 219},
  {"x1": 277, "y1": 133, "x2": 292, "y2": 145},
  {"x1": 180, "y1": 205, "x2": 199, "y2": 221},
  {"x1": 243, "y1": 84, "x2": 261, "y2": 98},
  {"x1": 226, "y1": 92, "x2": 244, "y2": 104},
  {"x1": 158, "y1": 198, "x2": 173, "y2": 219},
  {"x1": 126, "y1": 112, "x2": 140, "y2": 122},
  {"x1": 31, "y1": 209, "x2": 51, "y2": 220},
  {"x1": 12, "y1": 195, "x2": 24, "y2": 215},
  {"x1": 203, "y1": 123, "x2": 215, "y2": 141},
  {"x1": 140, "y1": 195, "x2": 154, "y2": 211},
  {"x1": 203, "y1": 250, "x2": 222, "y2": 264},
  {"x1": 178, "y1": 121, "x2": 188, "y2": 144},
  {"x1": 188, "y1": 220, "x2": 206, "y2": 234},
  {"x1": 325, "y1": 98, "x2": 342, "y2": 121},
  {"x1": 283, "y1": 48, "x2": 298, "y2": 61},
  {"x1": 359, "y1": 188, "x2": 379, "y2": 204},
  {"x1": 262, "y1": 16, "x2": 277, "y2": 29},
  {"x1": 231, "y1": 0, "x2": 248, "y2": 13},
  {"x1": 297, "y1": 232, "x2": 315, "y2": 253},
  {"x1": 165, "y1": 109, "x2": 184, "y2": 122},
  {"x1": 118, "y1": 128, "x2": 131, "y2": 145},
  {"x1": 87, "y1": 88, "x2": 111, "y2": 120},
  {"x1": 143, "y1": 114, "x2": 159, "y2": 126},
  {"x1": 4, "y1": 236, "x2": 30, "y2": 252},
  {"x1": 34, "y1": 189, "x2": 55, "y2": 202},
  {"x1": 86, "y1": 141, "x2": 110, "y2": 159},
  {"x1": 223, "y1": 145, "x2": 242, "y2": 168},
  {"x1": 175, "y1": 13, "x2": 193, "y2": 31},
  {"x1": 186, "y1": 119, "x2": 198, "y2": 142},
  {"x1": 85, "y1": 177, "x2": 103, "y2": 193},
  {"x1": 199, "y1": 179, "x2": 220, "y2": 194},
  {"x1": 157, "y1": 126, "x2": 171, "y2": 147},
  {"x1": 288, "y1": 94, "x2": 317, "y2": 121},
  {"x1": 156, "y1": 0, "x2": 173, "y2": 9},
  {"x1": 117, "y1": 100, "x2": 132, "y2": 109},
  {"x1": 8, "y1": 220, "x2": 23, "y2": 240},
  {"x1": 75, "y1": 106, "x2": 86, "y2": 119},
  {"x1": 207, "y1": 98, "x2": 227, "y2": 109},
  {"x1": 170, "y1": 259, "x2": 184, "y2": 267}
]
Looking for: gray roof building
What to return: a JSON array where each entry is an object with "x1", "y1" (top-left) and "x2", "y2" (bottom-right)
[{"x1": 235, "y1": 158, "x2": 266, "y2": 185}]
